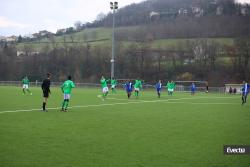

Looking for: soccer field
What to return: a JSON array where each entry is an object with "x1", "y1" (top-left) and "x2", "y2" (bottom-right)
[{"x1": 0, "y1": 86, "x2": 249, "y2": 167}]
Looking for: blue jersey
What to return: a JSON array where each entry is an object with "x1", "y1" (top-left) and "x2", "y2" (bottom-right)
[
  {"x1": 125, "y1": 82, "x2": 133, "y2": 92},
  {"x1": 155, "y1": 82, "x2": 162, "y2": 91},
  {"x1": 191, "y1": 84, "x2": 196, "y2": 91},
  {"x1": 242, "y1": 83, "x2": 250, "y2": 95}
]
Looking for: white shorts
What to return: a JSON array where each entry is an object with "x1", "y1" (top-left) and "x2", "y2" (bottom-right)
[
  {"x1": 168, "y1": 89, "x2": 174, "y2": 92},
  {"x1": 23, "y1": 84, "x2": 29, "y2": 89},
  {"x1": 111, "y1": 85, "x2": 116, "y2": 89},
  {"x1": 103, "y1": 87, "x2": 109, "y2": 93},
  {"x1": 64, "y1": 94, "x2": 71, "y2": 100},
  {"x1": 135, "y1": 88, "x2": 140, "y2": 91}
]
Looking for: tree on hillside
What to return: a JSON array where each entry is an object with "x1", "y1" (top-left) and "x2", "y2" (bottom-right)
[
  {"x1": 96, "y1": 12, "x2": 106, "y2": 21},
  {"x1": 17, "y1": 35, "x2": 23, "y2": 43},
  {"x1": 66, "y1": 27, "x2": 74, "y2": 34},
  {"x1": 234, "y1": 38, "x2": 250, "y2": 80},
  {"x1": 70, "y1": 35, "x2": 74, "y2": 43}
]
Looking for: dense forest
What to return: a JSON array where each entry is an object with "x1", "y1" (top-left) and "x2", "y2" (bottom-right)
[{"x1": 0, "y1": 0, "x2": 250, "y2": 85}]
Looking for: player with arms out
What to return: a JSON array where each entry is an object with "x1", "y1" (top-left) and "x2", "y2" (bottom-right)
[
  {"x1": 155, "y1": 80, "x2": 162, "y2": 98},
  {"x1": 100, "y1": 76, "x2": 110, "y2": 100},
  {"x1": 134, "y1": 78, "x2": 142, "y2": 98},
  {"x1": 61, "y1": 76, "x2": 75, "y2": 112},
  {"x1": 22, "y1": 76, "x2": 32, "y2": 95},
  {"x1": 41, "y1": 73, "x2": 51, "y2": 112},
  {"x1": 111, "y1": 78, "x2": 117, "y2": 94}
]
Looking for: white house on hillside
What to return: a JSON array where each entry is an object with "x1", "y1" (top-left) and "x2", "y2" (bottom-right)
[
  {"x1": 191, "y1": 6, "x2": 204, "y2": 17},
  {"x1": 6, "y1": 36, "x2": 17, "y2": 42}
]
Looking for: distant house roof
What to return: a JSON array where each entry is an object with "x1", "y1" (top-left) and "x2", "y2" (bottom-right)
[{"x1": 6, "y1": 36, "x2": 17, "y2": 42}]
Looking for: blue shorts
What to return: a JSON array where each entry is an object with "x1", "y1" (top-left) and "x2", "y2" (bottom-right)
[{"x1": 126, "y1": 89, "x2": 132, "y2": 93}]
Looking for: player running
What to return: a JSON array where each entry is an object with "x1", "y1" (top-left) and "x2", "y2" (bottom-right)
[
  {"x1": 41, "y1": 73, "x2": 51, "y2": 112},
  {"x1": 191, "y1": 83, "x2": 196, "y2": 95},
  {"x1": 22, "y1": 76, "x2": 32, "y2": 95},
  {"x1": 125, "y1": 80, "x2": 133, "y2": 99},
  {"x1": 100, "y1": 76, "x2": 110, "y2": 100},
  {"x1": 242, "y1": 81, "x2": 249, "y2": 105},
  {"x1": 134, "y1": 78, "x2": 142, "y2": 98},
  {"x1": 111, "y1": 78, "x2": 117, "y2": 94},
  {"x1": 155, "y1": 80, "x2": 162, "y2": 98},
  {"x1": 61, "y1": 76, "x2": 75, "y2": 112}
]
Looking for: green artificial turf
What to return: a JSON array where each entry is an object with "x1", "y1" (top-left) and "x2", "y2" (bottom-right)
[{"x1": 0, "y1": 86, "x2": 249, "y2": 167}]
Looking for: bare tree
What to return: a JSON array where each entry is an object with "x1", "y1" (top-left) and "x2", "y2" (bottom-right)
[{"x1": 96, "y1": 12, "x2": 106, "y2": 21}]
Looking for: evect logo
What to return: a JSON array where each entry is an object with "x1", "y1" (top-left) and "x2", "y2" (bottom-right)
[
  {"x1": 226, "y1": 147, "x2": 245, "y2": 154},
  {"x1": 224, "y1": 145, "x2": 250, "y2": 155}
]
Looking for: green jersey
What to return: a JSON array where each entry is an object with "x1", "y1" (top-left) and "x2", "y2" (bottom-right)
[
  {"x1": 166, "y1": 82, "x2": 170, "y2": 89},
  {"x1": 111, "y1": 79, "x2": 117, "y2": 86},
  {"x1": 61, "y1": 80, "x2": 75, "y2": 94},
  {"x1": 134, "y1": 80, "x2": 142, "y2": 89},
  {"x1": 166, "y1": 82, "x2": 175, "y2": 89},
  {"x1": 100, "y1": 79, "x2": 109, "y2": 88},
  {"x1": 170, "y1": 82, "x2": 175, "y2": 89},
  {"x1": 22, "y1": 78, "x2": 29, "y2": 84}
]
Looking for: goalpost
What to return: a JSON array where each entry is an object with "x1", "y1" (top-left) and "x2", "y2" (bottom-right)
[
  {"x1": 174, "y1": 80, "x2": 209, "y2": 92},
  {"x1": 225, "y1": 84, "x2": 242, "y2": 94}
]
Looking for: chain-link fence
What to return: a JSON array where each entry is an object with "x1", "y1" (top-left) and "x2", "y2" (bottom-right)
[
  {"x1": 0, "y1": 81, "x2": 226, "y2": 93},
  {"x1": 0, "y1": 81, "x2": 101, "y2": 88}
]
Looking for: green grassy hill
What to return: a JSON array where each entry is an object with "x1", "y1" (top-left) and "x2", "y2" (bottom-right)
[{"x1": 16, "y1": 26, "x2": 234, "y2": 52}]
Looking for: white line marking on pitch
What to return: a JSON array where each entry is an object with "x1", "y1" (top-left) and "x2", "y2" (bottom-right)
[
  {"x1": 0, "y1": 96, "x2": 242, "y2": 114},
  {"x1": 162, "y1": 101, "x2": 240, "y2": 105}
]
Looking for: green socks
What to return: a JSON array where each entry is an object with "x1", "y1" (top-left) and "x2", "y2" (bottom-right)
[{"x1": 62, "y1": 100, "x2": 69, "y2": 109}]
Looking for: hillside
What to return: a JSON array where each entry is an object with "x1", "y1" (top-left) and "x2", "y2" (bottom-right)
[
  {"x1": 15, "y1": 0, "x2": 250, "y2": 52},
  {"x1": 16, "y1": 25, "x2": 235, "y2": 52},
  {"x1": 16, "y1": 28, "x2": 112, "y2": 52},
  {"x1": 1, "y1": 0, "x2": 249, "y2": 83}
]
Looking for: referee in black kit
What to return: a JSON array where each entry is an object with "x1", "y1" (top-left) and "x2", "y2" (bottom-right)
[{"x1": 41, "y1": 73, "x2": 51, "y2": 112}]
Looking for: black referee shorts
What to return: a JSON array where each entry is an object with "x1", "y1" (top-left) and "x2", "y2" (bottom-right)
[{"x1": 43, "y1": 90, "x2": 49, "y2": 98}]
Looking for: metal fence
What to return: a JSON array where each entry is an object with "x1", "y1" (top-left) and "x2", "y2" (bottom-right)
[
  {"x1": 0, "y1": 81, "x2": 101, "y2": 88},
  {"x1": 0, "y1": 81, "x2": 226, "y2": 93},
  {"x1": 141, "y1": 84, "x2": 225, "y2": 93}
]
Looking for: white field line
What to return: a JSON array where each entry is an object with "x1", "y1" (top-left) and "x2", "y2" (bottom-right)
[
  {"x1": 0, "y1": 96, "x2": 242, "y2": 114},
  {"x1": 107, "y1": 96, "x2": 239, "y2": 101},
  {"x1": 107, "y1": 98, "x2": 133, "y2": 101},
  {"x1": 162, "y1": 101, "x2": 241, "y2": 105}
]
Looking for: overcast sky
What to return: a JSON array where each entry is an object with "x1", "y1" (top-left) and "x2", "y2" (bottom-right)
[{"x1": 0, "y1": 0, "x2": 249, "y2": 36}]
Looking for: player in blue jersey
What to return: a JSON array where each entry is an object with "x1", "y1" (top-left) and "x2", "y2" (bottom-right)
[
  {"x1": 242, "y1": 81, "x2": 250, "y2": 105},
  {"x1": 155, "y1": 80, "x2": 162, "y2": 98},
  {"x1": 125, "y1": 80, "x2": 133, "y2": 99},
  {"x1": 191, "y1": 83, "x2": 196, "y2": 95}
]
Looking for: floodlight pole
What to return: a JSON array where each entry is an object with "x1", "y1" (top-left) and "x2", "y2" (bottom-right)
[{"x1": 110, "y1": 2, "x2": 118, "y2": 79}]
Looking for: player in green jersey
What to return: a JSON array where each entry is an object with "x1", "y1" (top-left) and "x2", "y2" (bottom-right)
[
  {"x1": 61, "y1": 76, "x2": 75, "y2": 112},
  {"x1": 134, "y1": 79, "x2": 142, "y2": 98},
  {"x1": 111, "y1": 78, "x2": 117, "y2": 94},
  {"x1": 166, "y1": 81, "x2": 171, "y2": 95},
  {"x1": 22, "y1": 76, "x2": 32, "y2": 95},
  {"x1": 167, "y1": 81, "x2": 175, "y2": 96},
  {"x1": 100, "y1": 76, "x2": 110, "y2": 100}
]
